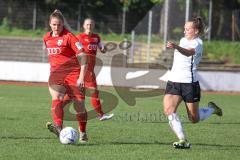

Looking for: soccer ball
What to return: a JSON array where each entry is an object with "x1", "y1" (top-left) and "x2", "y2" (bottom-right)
[{"x1": 59, "y1": 127, "x2": 79, "y2": 144}]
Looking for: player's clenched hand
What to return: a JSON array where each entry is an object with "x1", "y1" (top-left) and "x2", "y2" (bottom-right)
[
  {"x1": 167, "y1": 41, "x2": 176, "y2": 49},
  {"x1": 100, "y1": 46, "x2": 106, "y2": 53},
  {"x1": 77, "y1": 77, "x2": 84, "y2": 90}
]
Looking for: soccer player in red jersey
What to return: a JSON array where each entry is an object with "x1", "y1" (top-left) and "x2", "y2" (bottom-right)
[
  {"x1": 43, "y1": 10, "x2": 88, "y2": 142},
  {"x1": 76, "y1": 18, "x2": 114, "y2": 121}
]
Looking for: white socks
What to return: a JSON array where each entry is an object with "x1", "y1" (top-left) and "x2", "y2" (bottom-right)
[
  {"x1": 199, "y1": 107, "x2": 214, "y2": 121},
  {"x1": 168, "y1": 107, "x2": 214, "y2": 140},
  {"x1": 168, "y1": 113, "x2": 185, "y2": 140}
]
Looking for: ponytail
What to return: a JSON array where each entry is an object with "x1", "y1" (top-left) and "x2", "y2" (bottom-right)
[
  {"x1": 192, "y1": 16, "x2": 205, "y2": 35},
  {"x1": 49, "y1": 9, "x2": 64, "y2": 23}
]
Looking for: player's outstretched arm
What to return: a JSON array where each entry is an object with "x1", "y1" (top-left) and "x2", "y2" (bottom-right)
[{"x1": 167, "y1": 41, "x2": 195, "y2": 57}]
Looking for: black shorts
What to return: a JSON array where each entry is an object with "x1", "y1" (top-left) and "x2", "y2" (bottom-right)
[{"x1": 165, "y1": 81, "x2": 201, "y2": 103}]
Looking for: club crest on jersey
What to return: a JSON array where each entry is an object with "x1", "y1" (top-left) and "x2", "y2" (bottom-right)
[
  {"x1": 84, "y1": 38, "x2": 89, "y2": 42},
  {"x1": 57, "y1": 39, "x2": 63, "y2": 46},
  {"x1": 93, "y1": 38, "x2": 98, "y2": 42},
  {"x1": 75, "y1": 42, "x2": 83, "y2": 50}
]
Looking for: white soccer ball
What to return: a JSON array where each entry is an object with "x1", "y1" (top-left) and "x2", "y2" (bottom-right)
[{"x1": 59, "y1": 127, "x2": 79, "y2": 144}]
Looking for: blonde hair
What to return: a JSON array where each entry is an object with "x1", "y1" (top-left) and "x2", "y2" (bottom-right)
[
  {"x1": 83, "y1": 18, "x2": 95, "y2": 25},
  {"x1": 49, "y1": 9, "x2": 64, "y2": 23}
]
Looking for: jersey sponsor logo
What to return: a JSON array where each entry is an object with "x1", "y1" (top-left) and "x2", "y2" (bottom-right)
[
  {"x1": 57, "y1": 39, "x2": 63, "y2": 46},
  {"x1": 47, "y1": 47, "x2": 61, "y2": 55},
  {"x1": 75, "y1": 42, "x2": 83, "y2": 50},
  {"x1": 87, "y1": 44, "x2": 97, "y2": 50}
]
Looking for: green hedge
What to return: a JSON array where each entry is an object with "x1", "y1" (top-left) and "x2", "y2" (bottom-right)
[{"x1": 204, "y1": 41, "x2": 240, "y2": 64}]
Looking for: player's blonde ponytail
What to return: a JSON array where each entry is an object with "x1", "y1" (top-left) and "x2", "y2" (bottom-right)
[{"x1": 49, "y1": 9, "x2": 64, "y2": 23}]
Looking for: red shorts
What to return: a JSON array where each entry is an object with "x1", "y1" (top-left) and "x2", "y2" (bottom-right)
[
  {"x1": 84, "y1": 71, "x2": 97, "y2": 88},
  {"x1": 48, "y1": 70, "x2": 85, "y2": 100}
]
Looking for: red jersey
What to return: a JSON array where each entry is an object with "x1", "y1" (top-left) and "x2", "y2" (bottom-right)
[
  {"x1": 43, "y1": 28, "x2": 84, "y2": 73},
  {"x1": 76, "y1": 33, "x2": 102, "y2": 72}
]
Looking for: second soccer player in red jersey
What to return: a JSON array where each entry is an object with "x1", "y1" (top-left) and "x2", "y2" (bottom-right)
[{"x1": 76, "y1": 18, "x2": 114, "y2": 121}]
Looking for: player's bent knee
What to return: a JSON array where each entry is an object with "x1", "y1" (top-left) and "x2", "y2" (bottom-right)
[
  {"x1": 163, "y1": 107, "x2": 174, "y2": 116},
  {"x1": 52, "y1": 95, "x2": 65, "y2": 101}
]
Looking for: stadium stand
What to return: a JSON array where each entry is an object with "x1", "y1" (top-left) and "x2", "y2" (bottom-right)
[{"x1": 0, "y1": 36, "x2": 240, "y2": 71}]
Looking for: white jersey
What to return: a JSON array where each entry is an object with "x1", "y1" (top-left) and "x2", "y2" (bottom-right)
[{"x1": 168, "y1": 37, "x2": 203, "y2": 83}]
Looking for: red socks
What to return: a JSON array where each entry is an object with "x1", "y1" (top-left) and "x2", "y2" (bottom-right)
[
  {"x1": 51, "y1": 99, "x2": 64, "y2": 128},
  {"x1": 76, "y1": 112, "x2": 87, "y2": 132},
  {"x1": 51, "y1": 96, "x2": 87, "y2": 133},
  {"x1": 91, "y1": 92, "x2": 104, "y2": 116}
]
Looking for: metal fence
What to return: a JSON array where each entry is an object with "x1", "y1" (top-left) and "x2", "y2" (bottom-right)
[
  {"x1": 0, "y1": 0, "x2": 239, "y2": 38},
  {"x1": 0, "y1": 0, "x2": 124, "y2": 33},
  {"x1": 0, "y1": 0, "x2": 240, "y2": 67}
]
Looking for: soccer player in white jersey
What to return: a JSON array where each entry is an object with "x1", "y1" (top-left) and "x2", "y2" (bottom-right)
[{"x1": 164, "y1": 17, "x2": 223, "y2": 149}]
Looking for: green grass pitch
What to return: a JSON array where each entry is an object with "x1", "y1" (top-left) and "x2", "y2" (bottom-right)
[{"x1": 0, "y1": 83, "x2": 240, "y2": 160}]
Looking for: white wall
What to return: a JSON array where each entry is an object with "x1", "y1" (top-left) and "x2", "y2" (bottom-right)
[
  {"x1": 197, "y1": 71, "x2": 240, "y2": 92},
  {"x1": 0, "y1": 61, "x2": 49, "y2": 82},
  {"x1": 0, "y1": 61, "x2": 240, "y2": 92}
]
